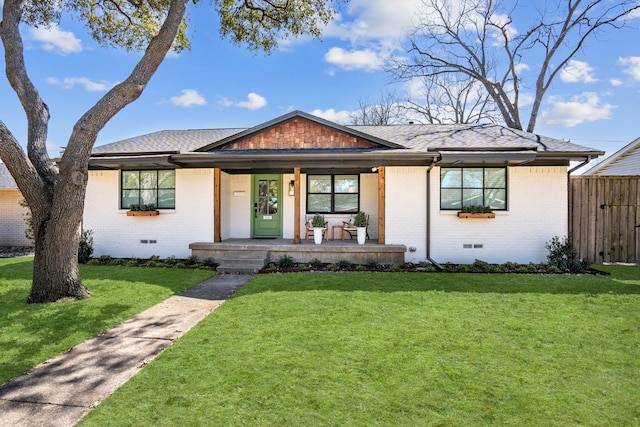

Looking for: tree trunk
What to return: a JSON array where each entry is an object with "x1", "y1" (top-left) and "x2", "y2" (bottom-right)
[
  {"x1": 28, "y1": 225, "x2": 90, "y2": 303},
  {"x1": 27, "y1": 174, "x2": 91, "y2": 303}
]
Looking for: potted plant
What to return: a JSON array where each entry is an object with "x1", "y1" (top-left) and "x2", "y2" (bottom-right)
[
  {"x1": 311, "y1": 214, "x2": 325, "y2": 244},
  {"x1": 353, "y1": 211, "x2": 367, "y2": 244},
  {"x1": 457, "y1": 205, "x2": 495, "y2": 218}
]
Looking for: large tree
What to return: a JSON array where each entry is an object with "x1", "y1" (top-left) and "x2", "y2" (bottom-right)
[
  {"x1": 390, "y1": 0, "x2": 639, "y2": 132},
  {"x1": 0, "y1": 0, "x2": 341, "y2": 303}
]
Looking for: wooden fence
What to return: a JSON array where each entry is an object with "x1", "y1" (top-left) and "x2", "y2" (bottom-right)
[{"x1": 569, "y1": 176, "x2": 640, "y2": 264}]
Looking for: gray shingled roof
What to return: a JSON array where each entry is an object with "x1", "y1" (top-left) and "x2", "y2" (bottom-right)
[
  {"x1": 92, "y1": 128, "x2": 245, "y2": 155},
  {"x1": 91, "y1": 116, "x2": 601, "y2": 156},
  {"x1": 0, "y1": 163, "x2": 17, "y2": 189},
  {"x1": 349, "y1": 123, "x2": 599, "y2": 153}
]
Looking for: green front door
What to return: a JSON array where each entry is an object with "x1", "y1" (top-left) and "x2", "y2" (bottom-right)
[{"x1": 252, "y1": 175, "x2": 282, "y2": 238}]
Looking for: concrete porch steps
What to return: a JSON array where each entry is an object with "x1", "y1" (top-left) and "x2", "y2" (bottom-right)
[{"x1": 216, "y1": 249, "x2": 268, "y2": 274}]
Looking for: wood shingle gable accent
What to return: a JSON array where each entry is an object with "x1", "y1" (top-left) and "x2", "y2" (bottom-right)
[
  {"x1": 195, "y1": 110, "x2": 403, "y2": 152},
  {"x1": 220, "y1": 117, "x2": 379, "y2": 150}
]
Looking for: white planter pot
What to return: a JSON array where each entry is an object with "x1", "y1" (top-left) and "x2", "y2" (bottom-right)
[
  {"x1": 313, "y1": 228, "x2": 323, "y2": 244},
  {"x1": 356, "y1": 227, "x2": 366, "y2": 245}
]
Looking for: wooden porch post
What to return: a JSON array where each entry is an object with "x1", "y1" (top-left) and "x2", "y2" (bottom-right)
[
  {"x1": 378, "y1": 166, "x2": 385, "y2": 244},
  {"x1": 214, "y1": 168, "x2": 221, "y2": 243},
  {"x1": 293, "y1": 167, "x2": 301, "y2": 244}
]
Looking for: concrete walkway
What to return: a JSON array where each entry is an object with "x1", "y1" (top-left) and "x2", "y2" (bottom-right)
[{"x1": 0, "y1": 273, "x2": 254, "y2": 427}]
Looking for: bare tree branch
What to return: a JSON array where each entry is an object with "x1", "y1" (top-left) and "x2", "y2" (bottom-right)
[{"x1": 389, "y1": 0, "x2": 640, "y2": 132}]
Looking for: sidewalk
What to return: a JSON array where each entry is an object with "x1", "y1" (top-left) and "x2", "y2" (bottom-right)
[{"x1": 0, "y1": 273, "x2": 254, "y2": 427}]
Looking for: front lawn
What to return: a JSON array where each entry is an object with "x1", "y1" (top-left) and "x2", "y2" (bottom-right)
[
  {"x1": 80, "y1": 265, "x2": 640, "y2": 426},
  {"x1": 0, "y1": 257, "x2": 215, "y2": 384}
]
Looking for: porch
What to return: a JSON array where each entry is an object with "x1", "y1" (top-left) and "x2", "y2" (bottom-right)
[{"x1": 189, "y1": 239, "x2": 407, "y2": 273}]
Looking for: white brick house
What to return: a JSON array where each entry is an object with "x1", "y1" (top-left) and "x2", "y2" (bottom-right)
[
  {"x1": 0, "y1": 163, "x2": 32, "y2": 247},
  {"x1": 84, "y1": 111, "x2": 603, "y2": 265}
]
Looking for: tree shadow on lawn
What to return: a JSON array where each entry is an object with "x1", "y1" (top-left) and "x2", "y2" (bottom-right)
[
  {"x1": 0, "y1": 258, "x2": 205, "y2": 383},
  {"x1": 238, "y1": 266, "x2": 640, "y2": 297}
]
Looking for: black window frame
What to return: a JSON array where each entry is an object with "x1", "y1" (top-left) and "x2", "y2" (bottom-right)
[
  {"x1": 440, "y1": 167, "x2": 508, "y2": 211},
  {"x1": 120, "y1": 169, "x2": 176, "y2": 210},
  {"x1": 306, "y1": 174, "x2": 360, "y2": 214}
]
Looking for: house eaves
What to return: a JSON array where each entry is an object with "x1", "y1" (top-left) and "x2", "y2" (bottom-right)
[{"x1": 169, "y1": 150, "x2": 439, "y2": 173}]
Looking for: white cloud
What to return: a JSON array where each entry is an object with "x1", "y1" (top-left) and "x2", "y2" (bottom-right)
[
  {"x1": 324, "y1": 47, "x2": 383, "y2": 71},
  {"x1": 619, "y1": 56, "x2": 640, "y2": 81},
  {"x1": 610, "y1": 78, "x2": 624, "y2": 87},
  {"x1": 29, "y1": 24, "x2": 82, "y2": 54},
  {"x1": 514, "y1": 63, "x2": 530, "y2": 74},
  {"x1": 46, "y1": 76, "x2": 112, "y2": 92},
  {"x1": 310, "y1": 109, "x2": 352, "y2": 124},
  {"x1": 170, "y1": 89, "x2": 207, "y2": 107},
  {"x1": 324, "y1": 0, "x2": 418, "y2": 43},
  {"x1": 560, "y1": 60, "x2": 597, "y2": 84},
  {"x1": 218, "y1": 93, "x2": 268, "y2": 110},
  {"x1": 539, "y1": 92, "x2": 615, "y2": 127},
  {"x1": 236, "y1": 93, "x2": 267, "y2": 110}
]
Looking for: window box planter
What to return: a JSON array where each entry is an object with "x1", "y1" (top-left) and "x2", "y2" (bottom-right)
[
  {"x1": 127, "y1": 210, "x2": 159, "y2": 216},
  {"x1": 457, "y1": 212, "x2": 495, "y2": 218}
]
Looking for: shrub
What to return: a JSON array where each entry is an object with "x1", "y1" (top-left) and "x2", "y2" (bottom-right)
[
  {"x1": 503, "y1": 261, "x2": 520, "y2": 273},
  {"x1": 337, "y1": 259, "x2": 352, "y2": 270},
  {"x1": 526, "y1": 262, "x2": 539, "y2": 273},
  {"x1": 78, "y1": 229, "x2": 94, "y2": 264},
  {"x1": 163, "y1": 256, "x2": 178, "y2": 266},
  {"x1": 388, "y1": 264, "x2": 402, "y2": 272},
  {"x1": 277, "y1": 254, "x2": 295, "y2": 268},
  {"x1": 366, "y1": 259, "x2": 378, "y2": 269},
  {"x1": 355, "y1": 265, "x2": 367, "y2": 272},
  {"x1": 109, "y1": 258, "x2": 127, "y2": 266},
  {"x1": 310, "y1": 258, "x2": 324, "y2": 269},
  {"x1": 546, "y1": 236, "x2": 589, "y2": 273},
  {"x1": 202, "y1": 257, "x2": 217, "y2": 267},
  {"x1": 186, "y1": 255, "x2": 199, "y2": 265},
  {"x1": 98, "y1": 255, "x2": 112, "y2": 265},
  {"x1": 471, "y1": 259, "x2": 491, "y2": 273}
]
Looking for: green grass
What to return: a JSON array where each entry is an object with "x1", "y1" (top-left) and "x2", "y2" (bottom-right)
[
  {"x1": 0, "y1": 257, "x2": 215, "y2": 384},
  {"x1": 79, "y1": 265, "x2": 640, "y2": 426}
]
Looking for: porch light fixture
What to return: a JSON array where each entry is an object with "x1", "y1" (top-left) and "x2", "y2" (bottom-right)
[
  {"x1": 371, "y1": 167, "x2": 378, "y2": 172},
  {"x1": 289, "y1": 180, "x2": 295, "y2": 196}
]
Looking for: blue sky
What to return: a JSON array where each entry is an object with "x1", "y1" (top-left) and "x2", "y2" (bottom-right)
[{"x1": 1, "y1": 0, "x2": 639, "y2": 166}]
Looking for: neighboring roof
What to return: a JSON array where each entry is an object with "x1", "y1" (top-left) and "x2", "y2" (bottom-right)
[
  {"x1": 0, "y1": 163, "x2": 18, "y2": 189},
  {"x1": 90, "y1": 111, "x2": 604, "y2": 171},
  {"x1": 583, "y1": 137, "x2": 640, "y2": 176}
]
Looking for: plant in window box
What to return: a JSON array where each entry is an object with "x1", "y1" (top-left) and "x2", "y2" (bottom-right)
[
  {"x1": 457, "y1": 205, "x2": 495, "y2": 218},
  {"x1": 127, "y1": 203, "x2": 159, "y2": 216},
  {"x1": 311, "y1": 214, "x2": 326, "y2": 244}
]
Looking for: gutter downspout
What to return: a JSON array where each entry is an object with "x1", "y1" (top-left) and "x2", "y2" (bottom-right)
[
  {"x1": 568, "y1": 155, "x2": 592, "y2": 175},
  {"x1": 426, "y1": 159, "x2": 443, "y2": 270}
]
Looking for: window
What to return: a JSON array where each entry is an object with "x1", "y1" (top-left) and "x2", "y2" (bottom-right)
[
  {"x1": 440, "y1": 167, "x2": 507, "y2": 210},
  {"x1": 307, "y1": 175, "x2": 359, "y2": 213},
  {"x1": 121, "y1": 170, "x2": 176, "y2": 209}
]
